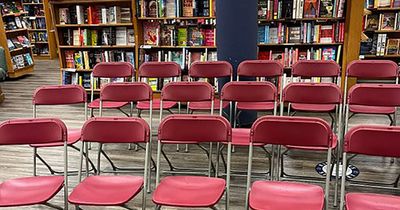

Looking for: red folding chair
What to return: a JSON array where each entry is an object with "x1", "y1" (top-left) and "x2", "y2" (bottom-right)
[
  {"x1": 69, "y1": 117, "x2": 150, "y2": 210},
  {"x1": 153, "y1": 114, "x2": 232, "y2": 210},
  {"x1": 0, "y1": 118, "x2": 68, "y2": 209},
  {"x1": 339, "y1": 125, "x2": 400, "y2": 210},
  {"x1": 88, "y1": 62, "x2": 135, "y2": 117},
  {"x1": 31, "y1": 85, "x2": 96, "y2": 175},
  {"x1": 158, "y1": 81, "x2": 215, "y2": 174},
  {"x1": 137, "y1": 61, "x2": 181, "y2": 116},
  {"x1": 188, "y1": 61, "x2": 232, "y2": 113},
  {"x1": 344, "y1": 60, "x2": 399, "y2": 126},
  {"x1": 218, "y1": 81, "x2": 278, "y2": 177},
  {"x1": 246, "y1": 116, "x2": 334, "y2": 209}
]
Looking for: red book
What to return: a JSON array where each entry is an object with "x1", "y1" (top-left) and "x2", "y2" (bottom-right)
[
  {"x1": 204, "y1": 29, "x2": 215, "y2": 46},
  {"x1": 65, "y1": 51, "x2": 75, "y2": 68}
]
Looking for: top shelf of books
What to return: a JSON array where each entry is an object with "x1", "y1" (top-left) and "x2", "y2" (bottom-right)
[
  {"x1": 365, "y1": 0, "x2": 400, "y2": 10},
  {"x1": 50, "y1": 0, "x2": 132, "y2": 4},
  {"x1": 137, "y1": 0, "x2": 215, "y2": 18}
]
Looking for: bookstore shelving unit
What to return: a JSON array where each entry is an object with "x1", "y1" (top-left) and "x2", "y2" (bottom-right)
[
  {"x1": 49, "y1": 0, "x2": 136, "y2": 91},
  {"x1": 22, "y1": 0, "x2": 57, "y2": 59},
  {"x1": 0, "y1": 0, "x2": 35, "y2": 78},
  {"x1": 360, "y1": 0, "x2": 400, "y2": 63},
  {"x1": 136, "y1": 0, "x2": 217, "y2": 91}
]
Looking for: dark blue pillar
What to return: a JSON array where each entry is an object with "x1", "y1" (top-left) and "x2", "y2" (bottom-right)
[{"x1": 216, "y1": 0, "x2": 258, "y2": 126}]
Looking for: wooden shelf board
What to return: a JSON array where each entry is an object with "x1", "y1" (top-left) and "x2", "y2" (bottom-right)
[
  {"x1": 8, "y1": 64, "x2": 34, "y2": 78},
  {"x1": 9, "y1": 46, "x2": 34, "y2": 53},
  {"x1": 258, "y1": 42, "x2": 344, "y2": 46},
  {"x1": 138, "y1": 16, "x2": 216, "y2": 20},
  {"x1": 55, "y1": 23, "x2": 133, "y2": 27},
  {"x1": 2, "y1": 12, "x2": 29, "y2": 17},
  {"x1": 5, "y1": 28, "x2": 28, "y2": 34},
  {"x1": 374, "y1": 30, "x2": 400, "y2": 33},
  {"x1": 32, "y1": 41, "x2": 49, "y2": 44},
  {"x1": 140, "y1": 45, "x2": 217, "y2": 49},
  {"x1": 59, "y1": 45, "x2": 135, "y2": 49},
  {"x1": 362, "y1": 54, "x2": 400, "y2": 58},
  {"x1": 258, "y1": 17, "x2": 345, "y2": 23}
]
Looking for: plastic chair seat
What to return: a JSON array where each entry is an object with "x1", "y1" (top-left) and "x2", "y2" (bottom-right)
[
  {"x1": 286, "y1": 134, "x2": 338, "y2": 151},
  {"x1": 152, "y1": 176, "x2": 225, "y2": 207},
  {"x1": 237, "y1": 101, "x2": 276, "y2": 111},
  {"x1": 349, "y1": 105, "x2": 396, "y2": 115},
  {"x1": 0, "y1": 176, "x2": 64, "y2": 207},
  {"x1": 189, "y1": 99, "x2": 230, "y2": 111},
  {"x1": 291, "y1": 103, "x2": 336, "y2": 112},
  {"x1": 30, "y1": 128, "x2": 81, "y2": 147},
  {"x1": 346, "y1": 193, "x2": 400, "y2": 210},
  {"x1": 69, "y1": 176, "x2": 143, "y2": 206},
  {"x1": 249, "y1": 181, "x2": 324, "y2": 210},
  {"x1": 88, "y1": 99, "x2": 128, "y2": 109},
  {"x1": 223, "y1": 128, "x2": 265, "y2": 146},
  {"x1": 137, "y1": 99, "x2": 177, "y2": 110}
]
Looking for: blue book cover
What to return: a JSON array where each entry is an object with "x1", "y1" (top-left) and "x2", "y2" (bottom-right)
[{"x1": 258, "y1": 26, "x2": 266, "y2": 44}]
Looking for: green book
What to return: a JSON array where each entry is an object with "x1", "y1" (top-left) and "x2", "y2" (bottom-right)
[
  {"x1": 177, "y1": 28, "x2": 187, "y2": 46},
  {"x1": 91, "y1": 30, "x2": 98, "y2": 46}
]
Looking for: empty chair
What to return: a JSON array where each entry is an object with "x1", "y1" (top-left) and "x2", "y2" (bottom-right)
[
  {"x1": 31, "y1": 84, "x2": 95, "y2": 175},
  {"x1": 340, "y1": 125, "x2": 400, "y2": 210},
  {"x1": 246, "y1": 116, "x2": 335, "y2": 209},
  {"x1": 153, "y1": 114, "x2": 232, "y2": 209},
  {"x1": 69, "y1": 117, "x2": 150, "y2": 210},
  {"x1": 0, "y1": 118, "x2": 68, "y2": 209},
  {"x1": 344, "y1": 60, "x2": 399, "y2": 125},
  {"x1": 137, "y1": 61, "x2": 181, "y2": 115},
  {"x1": 188, "y1": 61, "x2": 232, "y2": 112},
  {"x1": 88, "y1": 62, "x2": 135, "y2": 117}
]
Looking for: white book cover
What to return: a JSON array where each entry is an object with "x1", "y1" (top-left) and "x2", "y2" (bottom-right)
[
  {"x1": 298, "y1": 0, "x2": 304, "y2": 19},
  {"x1": 76, "y1": 5, "x2": 84, "y2": 24},
  {"x1": 115, "y1": 27, "x2": 127, "y2": 45},
  {"x1": 293, "y1": 0, "x2": 298, "y2": 19},
  {"x1": 381, "y1": 34, "x2": 387, "y2": 56},
  {"x1": 101, "y1": 8, "x2": 108, "y2": 23}
]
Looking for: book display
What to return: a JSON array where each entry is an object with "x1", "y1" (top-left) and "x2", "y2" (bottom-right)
[
  {"x1": 360, "y1": 0, "x2": 400, "y2": 60},
  {"x1": 50, "y1": 0, "x2": 136, "y2": 91},
  {"x1": 22, "y1": 0, "x2": 57, "y2": 59},
  {"x1": 0, "y1": 0, "x2": 35, "y2": 78},
  {"x1": 257, "y1": 0, "x2": 347, "y2": 71}
]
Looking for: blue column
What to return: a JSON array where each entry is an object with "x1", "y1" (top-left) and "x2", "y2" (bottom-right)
[{"x1": 216, "y1": 0, "x2": 258, "y2": 126}]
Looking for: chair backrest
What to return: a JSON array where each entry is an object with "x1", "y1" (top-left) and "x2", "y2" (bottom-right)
[
  {"x1": 237, "y1": 60, "x2": 284, "y2": 79},
  {"x1": 347, "y1": 84, "x2": 400, "y2": 107},
  {"x1": 283, "y1": 83, "x2": 342, "y2": 104},
  {"x1": 161, "y1": 82, "x2": 214, "y2": 103},
  {"x1": 100, "y1": 82, "x2": 152, "y2": 102},
  {"x1": 292, "y1": 60, "x2": 341, "y2": 78},
  {"x1": 0, "y1": 118, "x2": 67, "y2": 145},
  {"x1": 251, "y1": 116, "x2": 334, "y2": 147},
  {"x1": 158, "y1": 114, "x2": 231, "y2": 143},
  {"x1": 33, "y1": 85, "x2": 86, "y2": 105},
  {"x1": 344, "y1": 125, "x2": 400, "y2": 157},
  {"x1": 93, "y1": 62, "x2": 134, "y2": 78},
  {"x1": 189, "y1": 61, "x2": 233, "y2": 79},
  {"x1": 346, "y1": 60, "x2": 398, "y2": 79},
  {"x1": 220, "y1": 81, "x2": 277, "y2": 103},
  {"x1": 81, "y1": 117, "x2": 150, "y2": 143},
  {"x1": 139, "y1": 61, "x2": 181, "y2": 78}
]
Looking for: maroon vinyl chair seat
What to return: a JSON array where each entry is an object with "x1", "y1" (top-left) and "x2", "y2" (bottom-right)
[
  {"x1": 290, "y1": 103, "x2": 336, "y2": 112},
  {"x1": 249, "y1": 181, "x2": 324, "y2": 210},
  {"x1": 69, "y1": 176, "x2": 143, "y2": 206},
  {"x1": 237, "y1": 101, "x2": 276, "y2": 111},
  {"x1": 189, "y1": 99, "x2": 230, "y2": 110},
  {"x1": 136, "y1": 98, "x2": 177, "y2": 110},
  {"x1": 88, "y1": 99, "x2": 128, "y2": 109},
  {"x1": 345, "y1": 193, "x2": 400, "y2": 210},
  {"x1": 285, "y1": 134, "x2": 338, "y2": 151},
  {"x1": 349, "y1": 104, "x2": 395, "y2": 114},
  {"x1": 31, "y1": 128, "x2": 80, "y2": 147},
  {"x1": 153, "y1": 176, "x2": 225, "y2": 208},
  {"x1": 0, "y1": 176, "x2": 64, "y2": 207}
]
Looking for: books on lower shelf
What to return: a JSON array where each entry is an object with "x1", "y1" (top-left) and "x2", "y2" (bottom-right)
[
  {"x1": 62, "y1": 71, "x2": 125, "y2": 90},
  {"x1": 7, "y1": 35, "x2": 31, "y2": 50},
  {"x1": 30, "y1": 31, "x2": 47, "y2": 42},
  {"x1": 61, "y1": 27, "x2": 135, "y2": 46},
  {"x1": 58, "y1": 5, "x2": 131, "y2": 25},
  {"x1": 257, "y1": 0, "x2": 346, "y2": 20},
  {"x1": 138, "y1": 0, "x2": 215, "y2": 18},
  {"x1": 258, "y1": 22, "x2": 345, "y2": 44},
  {"x1": 12, "y1": 53, "x2": 33, "y2": 70}
]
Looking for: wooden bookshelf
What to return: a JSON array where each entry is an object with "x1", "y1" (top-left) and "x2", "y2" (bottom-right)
[
  {"x1": 0, "y1": 0, "x2": 35, "y2": 78},
  {"x1": 22, "y1": 0, "x2": 57, "y2": 59},
  {"x1": 49, "y1": 0, "x2": 137, "y2": 90}
]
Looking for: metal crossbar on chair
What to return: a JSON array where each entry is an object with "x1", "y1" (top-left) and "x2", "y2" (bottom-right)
[
  {"x1": 31, "y1": 85, "x2": 96, "y2": 175},
  {"x1": 69, "y1": 117, "x2": 150, "y2": 210},
  {"x1": 153, "y1": 114, "x2": 232, "y2": 210},
  {"x1": 246, "y1": 116, "x2": 334, "y2": 209},
  {"x1": 0, "y1": 118, "x2": 69, "y2": 210}
]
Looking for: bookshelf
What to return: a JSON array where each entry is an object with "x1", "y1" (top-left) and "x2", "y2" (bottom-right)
[
  {"x1": 22, "y1": 0, "x2": 57, "y2": 59},
  {"x1": 360, "y1": 0, "x2": 400, "y2": 63},
  {"x1": 49, "y1": 0, "x2": 136, "y2": 91},
  {"x1": 257, "y1": 0, "x2": 347, "y2": 75},
  {"x1": 0, "y1": 0, "x2": 35, "y2": 78},
  {"x1": 136, "y1": 0, "x2": 217, "y2": 91}
]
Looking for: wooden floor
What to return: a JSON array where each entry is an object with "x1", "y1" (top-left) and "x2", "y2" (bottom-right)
[{"x1": 0, "y1": 60, "x2": 399, "y2": 210}]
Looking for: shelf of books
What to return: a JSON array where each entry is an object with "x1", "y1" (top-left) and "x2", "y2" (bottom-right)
[
  {"x1": 360, "y1": 0, "x2": 400, "y2": 62},
  {"x1": 22, "y1": 0, "x2": 57, "y2": 59},
  {"x1": 0, "y1": 0, "x2": 35, "y2": 78},
  {"x1": 257, "y1": 0, "x2": 347, "y2": 77},
  {"x1": 49, "y1": 0, "x2": 136, "y2": 91},
  {"x1": 136, "y1": 0, "x2": 217, "y2": 91}
]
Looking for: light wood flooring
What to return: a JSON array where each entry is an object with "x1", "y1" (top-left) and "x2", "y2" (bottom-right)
[{"x1": 0, "y1": 60, "x2": 399, "y2": 210}]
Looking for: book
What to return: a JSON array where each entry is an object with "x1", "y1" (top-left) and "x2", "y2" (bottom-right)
[
  {"x1": 289, "y1": 26, "x2": 301, "y2": 43},
  {"x1": 322, "y1": 47, "x2": 336, "y2": 60},
  {"x1": 258, "y1": 0, "x2": 267, "y2": 19},
  {"x1": 380, "y1": 13, "x2": 396, "y2": 30},
  {"x1": 394, "y1": 0, "x2": 400, "y2": 7},
  {"x1": 76, "y1": 5, "x2": 84, "y2": 24},
  {"x1": 183, "y1": 0, "x2": 194, "y2": 17},
  {"x1": 160, "y1": 25, "x2": 174, "y2": 46},
  {"x1": 177, "y1": 28, "x2": 188, "y2": 46},
  {"x1": 365, "y1": 14, "x2": 379, "y2": 31},
  {"x1": 204, "y1": 29, "x2": 215, "y2": 46},
  {"x1": 319, "y1": 25, "x2": 334, "y2": 43},
  {"x1": 147, "y1": 0, "x2": 158, "y2": 17},
  {"x1": 319, "y1": 0, "x2": 334, "y2": 18},
  {"x1": 375, "y1": 0, "x2": 391, "y2": 7},
  {"x1": 74, "y1": 52, "x2": 83, "y2": 69},
  {"x1": 73, "y1": 29, "x2": 81, "y2": 46},
  {"x1": 165, "y1": 0, "x2": 176, "y2": 17},
  {"x1": 59, "y1": 8, "x2": 69, "y2": 24},
  {"x1": 188, "y1": 27, "x2": 204, "y2": 46},
  {"x1": 115, "y1": 27, "x2": 127, "y2": 45},
  {"x1": 385, "y1": 38, "x2": 399, "y2": 55},
  {"x1": 303, "y1": 0, "x2": 319, "y2": 18},
  {"x1": 127, "y1": 29, "x2": 135, "y2": 45},
  {"x1": 143, "y1": 22, "x2": 159, "y2": 45},
  {"x1": 65, "y1": 51, "x2": 75, "y2": 68}
]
